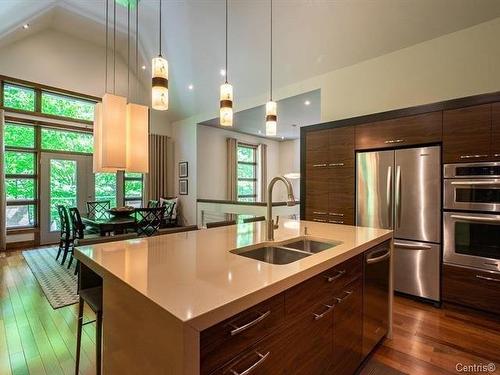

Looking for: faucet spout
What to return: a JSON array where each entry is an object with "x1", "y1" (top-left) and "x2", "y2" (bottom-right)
[{"x1": 267, "y1": 176, "x2": 296, "y2": 241}]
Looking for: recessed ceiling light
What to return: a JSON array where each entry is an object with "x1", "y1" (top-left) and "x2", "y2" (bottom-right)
[
  {"x1": 304, "y1": 100, "x2": 311, "y2": 106},
  {"x1": 188, "y1": 84, "x2": 194, "y2": 90},
  {"x1": 220, "y1": 69, "x2": 226, "y2": 77},
  {"x1": 281, "y1": 136, "x2": 285, "y2": 140},
  {"x1": 141, "y1": 65, "x2": 146, "y2": 70},
  {"x1": 22, "y1": 24, "x2": 29, "y2": 30},
  {"x1": 258, "y1": 130, "x2": 262, "y2": 134}
]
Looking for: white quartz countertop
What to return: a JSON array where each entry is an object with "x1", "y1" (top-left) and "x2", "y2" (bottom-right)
[{"x1": 75, "y1": 220, "x2": 392, "y2": 331}]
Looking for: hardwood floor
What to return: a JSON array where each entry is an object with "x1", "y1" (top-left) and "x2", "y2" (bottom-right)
[{"x1": 1, "y1": 249, "x2": 499, "y2": 375}]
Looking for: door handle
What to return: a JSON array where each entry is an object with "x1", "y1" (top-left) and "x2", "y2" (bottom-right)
[
  {"x1": 329, "y1": 163, "x2": 344, "y2": 167},
  {"x1": 395, "y1": 165, "x2": 401, "y2": 229},
  {"x1": 450, "y1": 215, "x2": 500, "y2": 224},
  {"x1": 394, "y1": 242, "x2": 432, "y2": 250},
  {"x1": 312, "y1": 163, "x2": 327, "y2": 168},
  {"x1": 228, "y1": 351, "x2": 270, "y2": 375},
  {"x1": 386, "y1": 166, "x2": 392, "y2": 228},
  {"x1": 460, "y1": 154, "x2": 488, "y2": 159},
  {"x1": 366, "y1": 250, "x2": 390, "y2": 264},
  {"x1": 313, "y1": 303, "x2": 335, "y2": 320},
  {"x1": 476, "y1": 275, "x2": 500, "y2": 283},
  {"x1": 450, "y1": 180, "x2": 500, "y2": 186},
  {"x1": 229, "y1": 311, "x2": 271, "y2": 336}
]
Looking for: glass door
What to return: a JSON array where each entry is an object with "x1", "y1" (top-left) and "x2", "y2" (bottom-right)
[{"x1": 39, "y1": 152, "x2": 94, "y2": 244}]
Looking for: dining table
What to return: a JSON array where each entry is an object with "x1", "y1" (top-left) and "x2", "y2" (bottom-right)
[{"x1": 81, "y1": 212, "x2": 137, "y2": 236}]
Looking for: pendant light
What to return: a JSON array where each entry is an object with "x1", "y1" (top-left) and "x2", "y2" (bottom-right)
[
  {"x1": 152, "y1": 0, "x2": 168, "y2": 111},
  {"x1": 126, "y1": 2, "x2": 149, "y2": 173},
  {"x1": 94, "y1": 0, "x2": 127, "y2": 173},
  {"x1": 265, "y1": 0, "x2": 277, "y2": 136},
  {"x1": 220, "y1": 0, "x2": 233, "y2": 126}
]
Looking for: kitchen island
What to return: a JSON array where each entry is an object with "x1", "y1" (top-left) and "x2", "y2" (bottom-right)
[{"x1": 75, "y1": 220, "x2": 393, "y2": 375}]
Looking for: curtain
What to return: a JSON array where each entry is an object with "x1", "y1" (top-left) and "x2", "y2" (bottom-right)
[
  {"x1": 146, "y1": 134, "x2": 171, "y2": 201},
  {"x1": 226, "y1": 138, "x2": 238, "y2": 201},
  {"x1": 257, "y1": 144, "x2": 268, "y2": 202},
  {"x1": 0, "y1": 110, "x2": 6, "y2": 252}
]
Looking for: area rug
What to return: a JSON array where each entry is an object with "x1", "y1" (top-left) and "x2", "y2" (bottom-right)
[{"x1": 22, "y1": 247, "x2": 78, "y2": 309}]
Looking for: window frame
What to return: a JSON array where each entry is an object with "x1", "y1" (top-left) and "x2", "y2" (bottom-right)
[
  {"x1": 237, "y1": 143, "x2": 257, "y2": 202},
  {"x1": 123, "y1": 173, "x2": 144, "y2": 207}
]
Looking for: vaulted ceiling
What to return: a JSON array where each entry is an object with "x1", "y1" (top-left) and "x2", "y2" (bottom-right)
[{"x1": 1, "y1": 0, "x2": 500, "y2": 125}]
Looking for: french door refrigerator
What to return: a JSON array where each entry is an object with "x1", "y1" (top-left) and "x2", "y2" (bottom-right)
[{"x1": 356, "y1": 146, "x2": 441, "y2": 302}]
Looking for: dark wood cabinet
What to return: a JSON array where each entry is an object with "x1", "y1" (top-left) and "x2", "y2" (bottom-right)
[
  {"x1": 443, "y1": 104, "x2": 492, "y2": 163},
  {"x1": 443, "y1": 264, "x2": 500, "y2": 315},
  {"x1": 305, "y1": 126, "x2": 355, "y2": 225},
  {"x1": 355, "y1": 112, "x2": 442, "y2": 150},
  {"x1": 492, "y1": 102, "x2": 500, "y2": 159}
]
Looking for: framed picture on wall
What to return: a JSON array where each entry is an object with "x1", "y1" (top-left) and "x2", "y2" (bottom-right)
[
  {"x1": 179, "y1": 161, "x2": 188, "y2": 178},
  {"x1": 179, "y1": 179, "x2": 188, "y2": 195}
]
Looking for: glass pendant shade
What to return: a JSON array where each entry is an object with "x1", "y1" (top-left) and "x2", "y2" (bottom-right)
[
  {"x1": 152, "y1": 56, "x2": 169, "y2": 110},
  {"x1": 265, "y1": 100, "x2": 277, "y2": 136},
  {"x1": 220, "y1": 83, "x2": 233, "y2": 126},
  {"x1": 126, "y1": 103, "x2": 149, "y2": 173},
  {"x1": 93, "y1": 93, "x2": 127, "y2": 172}
]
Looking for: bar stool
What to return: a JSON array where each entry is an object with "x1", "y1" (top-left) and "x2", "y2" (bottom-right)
[{"x1": 75, "y1": 286, "x2": 103, "y2": 375}]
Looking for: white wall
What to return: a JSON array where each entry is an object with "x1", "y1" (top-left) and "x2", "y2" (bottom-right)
[{"x1": 279, "y1": 139, "x2": 301, "y2": 200}]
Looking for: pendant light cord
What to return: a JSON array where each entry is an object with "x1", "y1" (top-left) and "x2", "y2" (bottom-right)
[
  {"x1": 113, "y1": 0, "x2": 116, "y2": 94},
  {"x1": 159, "y1": 0, "x2": 162, "y2": 56},
  {"x1": 105, "y1": 0, "x2": 108, "y2": 93},
  {"x1": 225, "y1": 0, "x2": 228, "y2": 84},
  {"x1": 270, "y1": 0, "x2": 273, "y2": 100}
]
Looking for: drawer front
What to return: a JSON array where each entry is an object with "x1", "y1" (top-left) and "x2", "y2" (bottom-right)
[
  {"x1": 442, "y1": 264, "x2": 500, "y2": 315},
  {"x1": 355, "y1": 111, "x2": 442, "y2": 150},
  {"x1": 201, "y1": 294, "x2": 285, "y2": 375},
  {"x1": 306, "y1": 129, "x2": 330, "y2": 151},
  {"x1": 285, "y1": 255, "x2": 363, "y2": 321}
]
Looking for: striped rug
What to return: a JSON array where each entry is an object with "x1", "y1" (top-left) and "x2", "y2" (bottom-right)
[{"x1": 22, "y1": 247, "x2": 78, "y2": 309}]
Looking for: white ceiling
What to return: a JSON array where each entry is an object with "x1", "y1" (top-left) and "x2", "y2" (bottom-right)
[
  {"x1": 1, "y1": 0, "x2": 500, "y2": 124},
  {"x1": 199, "y1": 89, "x2": 320, "y2": 140}
]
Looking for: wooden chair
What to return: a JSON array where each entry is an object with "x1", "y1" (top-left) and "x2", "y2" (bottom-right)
[
  {"x1": 206, "y1": 220, "x2": 236, "y2": 229},
  {"x1": 86, "y1": 201, "x2": 110, "y2": 220},
  {"x1": 147, "y1": 200, "x2": 159, "y2": 208},
  {"x1": 134, "y1": 207, "x2": 166, "y2": 237},
  {"x1": 55, "y1": 205, "x2": 75, "y2": 266},
  {"x1": 69, "y1": 207, "x2": 99, "y2": 274},
  {"x1": 243, "y1": 216, "x2": 266, "y2": 224},
  {"x1": 160, "y1": 200, "x2": 177, "y2": 227}
]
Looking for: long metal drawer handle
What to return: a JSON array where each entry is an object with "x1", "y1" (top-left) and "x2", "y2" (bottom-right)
[
  {"x1": 229, "y1": 311, "x2": 271, "y2": 336},
  {"x1": 335, "y1": 290, "x2": 353, "y2": 304},
  {"x1": 366, "y1": 250, "x2": 390, "y2": 264},
  {"x1": 394, "y1": 242, "x2": 432, "y2": 250},
  {"x1": 313, "y1": 211, "x2": 327, "y2": 215},
  {"x1": 329, "y1": 212, "x2": 344, "y2": 217},
  {"x1": 329, "y1": 163, "x2": 345, "y2": 167},
  {"x1": 313, "y1": 163, "x2": 327, "y2": 168},
  {"x1": 313, "y1": 218, "x2": 327, "y2": 223},
  {"x1": 384, "y1": 139, "x2": 404, "y2": 144},
  {"x1": 313, "y1": 303, "x2": 335, "y2": 321},
  {"x1": 451, "y1": 181, "x2": 500, "y2": 185},
  {"x1": 450, "y1": 215, "x2": 500, "y2": 224},
  {"x1": 229, "y1": 351, "x2": 270, "y2": 375},
  {"x1": 324, "y1": 270, "x2": 346, "y2": 283},
  {"x1": 476, "y1": 275, "x2": 500, "y2": 283},
  {"x1": 329, "y1": 220, "x2": 344, "y2": 224},
  {"x1": 460, "y1": 154, "x2": 488, "y2": 159}
]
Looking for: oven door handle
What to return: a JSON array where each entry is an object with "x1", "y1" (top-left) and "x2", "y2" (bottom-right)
[
  {"x1": 394, "y1": 242, "x2": 432, "y2": 250},
  {"x1": 450, "y1": 215, "x2": 500, "y2": 224},
  {"x1": 450, "y1": 181, "x2": 500, "y2": 185}
]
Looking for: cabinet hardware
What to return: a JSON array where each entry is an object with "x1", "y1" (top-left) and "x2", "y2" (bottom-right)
[
  {"x1": 335, "y1": 290, "x2": 353, "y2": 304},
  {"x1": 460, "y1": 154, "x2": 488, "y2": 159},
  {"x1": 324, "y1": 270, "x2": 345, "y2": 283},
  {"x1": 229, "y1": 310, "x2": 271, "y2": 336},
  {"x1": 313, "y1": 211, "x2": 327, "y2": 215},
  {"x1": 313, "y1": 218, "x2": 327, "y2": 223},
  {"x1": 312, "y1": 163, "x2": 327, "y2": 168},
  {"x1": 384, "y1": 139, "x2": 404, "y2": 144},
  {"x1": 328, "y1": 220, "x2": 344, "y2": 224},
  {"x1": 328, "y1": 212, "x2": 344, "y2": 217},
  {"x1": 366, "y1": 250, "x2": 390, "y2": 264},
  {"x1": 329, "y1": 163, "x2": 344, "y2": 167},
  {"x1": 394, "y1": 242, "x2": 431, "y2": 250},
  {"x1": 495, "y1": 154, "x2": 500, "y2": 157},
  {"x1": 450, "y1": 214, "x2": 500, "y2": 224},
  {"x1": 476, "y1": 275, "x2": 500, "y2": 283},
  {"x1": 229, "y1": 351, "x2": 270, "y2": 375},
  {"x1": 313, "y1": 303, "x2": 335, "y2": 320},
  {"x1": 451, "y1": 181, "x2": 500, "y2": 186}
]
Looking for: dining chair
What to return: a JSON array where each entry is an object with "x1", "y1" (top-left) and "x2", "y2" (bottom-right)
[
  {"x1": 160, "y1": 200, "x2": 177, "y2": 227},
  {"x1": 69, "y1": 207, "x2": 99, "y2": 274},
  {"x1": 147, "y1": 200, "x2": 159, "y2": 208},
  {"x1": 135, "y1": 207, "x2": 166, "y2": 236},
  {"x1": 206, "y1": 220, "x2": 237, "y2": 229},
  {"x1": 86, "y1": 201, "x2": 110, "y2": 220},
  {"x1": 242, "y1": 216, "x2": 266, "y2": 224},
  {"x1": 55, "y1": 205, "x2": 75, "y2": 266}
]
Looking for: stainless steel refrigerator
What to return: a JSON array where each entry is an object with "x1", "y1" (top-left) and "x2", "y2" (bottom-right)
[{"x1": 356, "y1": 146, "x2": 441, "y2": 302}]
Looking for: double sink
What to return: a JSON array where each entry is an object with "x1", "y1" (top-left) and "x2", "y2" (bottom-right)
[{"x1": 230, "y1": 238, "x2": 342, "y2": 265}]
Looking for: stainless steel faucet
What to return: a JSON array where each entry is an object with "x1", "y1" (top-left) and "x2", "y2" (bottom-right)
[{"x1": 266, "y1": 176, "x2": 296, "y2": 241}]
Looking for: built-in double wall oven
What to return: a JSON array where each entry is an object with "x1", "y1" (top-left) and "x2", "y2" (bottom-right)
[{"x1": 443, "y1": 162, "x2": 500, "y2": 273}]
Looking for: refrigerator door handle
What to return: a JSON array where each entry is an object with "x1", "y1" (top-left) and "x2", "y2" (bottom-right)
[
  {"x1": 386, "y1": 166, "x2": 392, "y2": 228},
  {"x1": 395, "y1": 165, "x2": 401, "y2": 229}
]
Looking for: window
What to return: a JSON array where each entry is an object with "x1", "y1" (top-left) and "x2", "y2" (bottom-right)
[
  {"x1": 4, "y1": 122, "x2": 37, "y2": 228},
  {"x1": 124, "y1": 172, "x2": 143, "y2": 207},
  {"x1": 41, "y1": 91, "x2": 95, "y2": 121},
  {"x1": 3, "y1": 83, "x2": 35, "y2": 112},
  {"x1": 237, "y1": 144, "x2": 257, "y2": 202},
  {"x1": 95, "y1": 173, "x2": 117, "y2": 208},
  {"x1": 41, "y1": 128, "x2": 93, "y2": 153}
]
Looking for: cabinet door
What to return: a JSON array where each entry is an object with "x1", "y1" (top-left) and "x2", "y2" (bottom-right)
[
  {"x1": 328, "y1": 126, "x2": 354, "y2": 166},
  {"x1": 331, "y1": 278, "x2": 363, "y2": 375},
  {"x1": 328, "y1": 167, "x2": 354, "y2": 225},
  {"x1": 492, "y1": 102, "x2": 500, "y2": 159},
  {"x1": 443, "y1": 104, "x2": 492, "y2": 163},
  {"x1": 355, "y1": 112, "x2": 442, "y2": 150}
]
